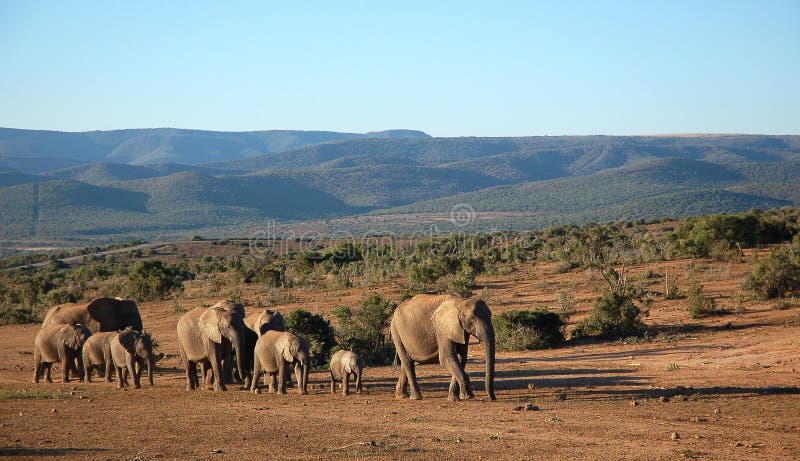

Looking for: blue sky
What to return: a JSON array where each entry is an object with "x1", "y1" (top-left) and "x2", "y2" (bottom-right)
[{"x1": 1, "y1": 1, "x2": 798, "y2": 136}]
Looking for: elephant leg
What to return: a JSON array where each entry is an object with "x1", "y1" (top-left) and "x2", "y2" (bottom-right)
[
  {"x1": 330, "y1": 372, "x2": 336, "y2": 394},
  {"x1": 33, "y1": 349, "x2": 42, "y2": 384},
  {"x1": 356, "y1": 371, "x2": 362, "y2": 394},
  {"x1": 268, "y1": 372, "x2": 277, "y2": 393},
  {"x1": 104, "y1": 352, "x2": 114, "y2": 383},
  {"x1": 392, "y1": 335, "x2": 413, "y2": 399},
  {"x1": 82, "y1": 350, "x2": 92, "y2": 383},
  {"x1": 60, "y1": 349, "x2": 72, "y2": 383},
  {"x1": 126, "y1": 354, "x2": 140, "y2": 389},
  {"x1": 44, "y1": 363, "x2": 53, "y2": 383},
  {"x1": 343, "y1": 373, "x2": 350, "y2": 396},
  {"x1": 209, "y1": 348, "x2": 227, "y2": 392},
  {"x1": 443, "y1": 348, "x2": 472, "y2": 401},
  {"x1": 116, "y1": 366, "x2": 125, "y2": 389},
  {"x1": 294, "y1": 362, "x2": 304, "y2": 395},
  {"x1": 74, "y1": 352, "x2": 85, "y2": 383},
  {"x1": 406, "y1": 361, "x2": 423, "y2": 400},
  {"x1": 250, "y1": 357, "x2": 262, "y2": 394},
  {"x1": 179, "y1": 343, "x2": 194, "y2": 391},
  {"x1": 277, "y1": 360, "x2": 287, "y2": 394}
]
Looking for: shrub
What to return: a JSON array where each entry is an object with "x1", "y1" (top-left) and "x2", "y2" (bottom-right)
[
  {"x1": 333, "y1": 293, "x2": 396, "y2": 365},
  {"x1": 408, "y1": 263, "x2": 439, "y2": 291},
  {"x1": 573, "y1": 292, "x2": 643, "y2": 340},
  {"x1": 445, "y1": 265, "x2": 476, "y2": 298},
  {"x1": 686, "y1": 283, "x2": 729, "y2": 318},
  {"x1": 495, "y1": 309, "x2": 565, "y2": 350},
  {"x1": 125, "y1": 260, "x2": 193, "y2": 301},
  {"x1": 285, "y1": 309, "x2": 336, "y2": 367},
  {"x1": 743, "y1": 237, "x2": 800, "y2": 299}
]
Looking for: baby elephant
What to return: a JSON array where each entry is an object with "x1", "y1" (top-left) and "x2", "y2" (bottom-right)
[
  {"x1": 82, "y1": 331, "x2": 119, "y2": 383},
  {"x1": 329, "y1": 350, "x2": 364, "y2": 396},
  {"x1": 250, "y1": 331, "x2": 309, "y2": 395},
  {"x1": 34, "y1": 323, "x2": 91, "y2": 383},
  {"x1": 110, "y1": 328, "x2": 156, "y2": 389}
]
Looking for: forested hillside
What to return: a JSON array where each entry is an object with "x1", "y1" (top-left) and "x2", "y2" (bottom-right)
[{"x1": 0, "y1": 132, "x2": 798, "y2": 241}]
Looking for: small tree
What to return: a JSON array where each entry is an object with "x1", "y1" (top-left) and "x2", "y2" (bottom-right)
[
  {"x1": 334, "y1": 293, "x2": 396, "y2": 364},
  {"x1": 495, "y1": 309, "x2": 565, "y2": 351},
  {"x1": 126, "y1": 260, "x2": 192, "y2": 301},
  {"x1": 573, "y1": 266, "x2": 644, "y2": 339},
  {"x1": 285, "y1": 309, "x2": 335, "y2": 367},
  {"x1": 743, "y1": 236, "x2": 800, "y2": 299}
]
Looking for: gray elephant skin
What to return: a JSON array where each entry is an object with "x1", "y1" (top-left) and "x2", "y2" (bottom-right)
[
  {"x1": 250, "y1": 330, "x2": 309, "y2": 395},
  {"x1": 329, "y1": 350, "x2": 364, "y2": 396},
  {"x1": 42, "y1": 297, "x2": 143, "y2": 333},
  {"x1": 34, "y1": 323, "x2": 91, "y2": 383},
  {"x1": 390, "y1": 294, "x2": 496, "y2": 401},
  {"x1": 82, "y1": 331, "x2": 118, "y2": 383},
  {"x1": 110, "y1": 328, "x2": 156, "y2": 389},
  {"x1": 177, "y1": 302, "x2": 246, "y2": 391},
  {"x1": 245, "y1": 308, "x2": 286, "y2": 337}
]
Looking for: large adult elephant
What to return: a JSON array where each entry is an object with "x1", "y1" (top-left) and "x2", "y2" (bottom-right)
[
  {"x1": 390, "y1": 294, "x2": 496, "y2": 401},
  {"x1": 177, "y1": 302, "x2": 246, "y2": 391},
  {"x1": 42, "y1": 297, "x2": 143, "y2": 333}
]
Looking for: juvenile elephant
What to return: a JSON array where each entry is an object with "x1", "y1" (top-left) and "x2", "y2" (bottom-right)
[
  {"x1": 250, "y1": 331, "x2": 309, "y2": 395},
  {"x1": 177, "y1": 302, "x2": 246, "y2": 391},
  {"x1": 34, "y1": 323, "x2": 91, "y2": 383},
  {"x1": 82, "y1": 331, "x2": 119, "y2": 383},
  {"x1": 240, "y1": 308, "x2": 286, "y2": 387},
  {"x1": 110, "y1": 328, "x2": 156, "y2": 389},
  {"x1": 42, "y1": 297, "x2": 142, "y2": 333},
  {"x1": 390, "y1": 294, "x2": 496, "y2": 401},
  {"x1": 329, "y1": 350, "x2": 364, "y2": 396}
]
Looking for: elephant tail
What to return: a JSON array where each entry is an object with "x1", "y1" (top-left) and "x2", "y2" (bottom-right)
[{"x1": 391, "y1": 351, "x2": 399, "y2": 371}]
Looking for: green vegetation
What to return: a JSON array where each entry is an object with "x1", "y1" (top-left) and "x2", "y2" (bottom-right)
[
  {"x1": 285, "y1": 309, "x2": 336, "y2": 366},
  {"x1": 125, "y1": 260, "x2": 192, "y2": 301},
  {"x1": 671, "y1": 209, "x2": 798, "y2": 258},
  {"x1": 686, "y1": 283, "x2": 730, "y2": 318},
  {"x1": 0, "y1": 389, "x2": 61, "y2": 400},
  {"x1": 743, "y1": 234, "x2": 800, "y2": 299},
  {"x1": 494, "y1": 309, "x2": 565, "y2": 351},
  {"x1": 333, "y1": 294, "x2": 396, "y2": 365},
  {"x1": 573, "y1": 267, "x2": 644, "y2": 340}
]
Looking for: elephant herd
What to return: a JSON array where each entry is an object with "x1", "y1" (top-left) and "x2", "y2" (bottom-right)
[
  {"x1": 33, "y1": 293, "x2": 497, "y2": 401},
  {"x1": 33, "y1": 297, "x2": 155, "y2": 388}
]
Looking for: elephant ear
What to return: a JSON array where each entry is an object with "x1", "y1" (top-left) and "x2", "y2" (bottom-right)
[
  {"x1": 432, "y1": 300, "x2": 467, "y2": 344},
  {"x1": 117, "y1": 329, "x2": 138, "y2": 354},
  {"x1": 199, "y1": 308, "x2": 223, "y2": 344},
  {"x1": 275, "y1": 334, "x2": 295, "y2": 363}
]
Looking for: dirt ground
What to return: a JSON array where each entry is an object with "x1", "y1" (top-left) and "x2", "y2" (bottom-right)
[{"x1": 1, "y1": 255, "x2": 799, "y2": 460}]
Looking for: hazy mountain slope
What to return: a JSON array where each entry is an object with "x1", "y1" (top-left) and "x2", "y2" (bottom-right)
[
  {"x1": 212, "y1": 134, "x2": 800, "y2": 175},
  {"x1": 248, "y1": 165, "x2": 503, "y2": 207},
  {"x1": 46, "y1": 162, "x2": 241, "y2": 185},
  {"x1": 0, "y1": 127, "x2": 431, "y2": 171},
  {"x1": 377, "y1": 158, "x2": 779, "y2": 216}
]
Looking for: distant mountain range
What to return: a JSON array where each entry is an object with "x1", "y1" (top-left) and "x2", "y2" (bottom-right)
[{"x1": 0, "y1": 127, "x2": 798, "y2": 241}]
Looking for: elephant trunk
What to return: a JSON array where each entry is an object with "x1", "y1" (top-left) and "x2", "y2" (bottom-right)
[
  {"x1": 480, "y1": 325, "x2": 496, "y2": 401},
  {"x1": 233, "y1": 332, "x2": 245, "y2": 386},
  {"x1": 301, "y1": 361, "x2": 309, "y2": 395},
  {"x1": 355, "y1": 368, "x2": 363, "y2": 394},
  {"x1": 147, "y1": 356, "x2": 154, "y2": 386}
]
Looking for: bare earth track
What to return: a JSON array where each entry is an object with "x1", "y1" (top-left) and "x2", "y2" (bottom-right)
[{"x1": 1, "y1": 252, "x2": 799, "y2": 460}]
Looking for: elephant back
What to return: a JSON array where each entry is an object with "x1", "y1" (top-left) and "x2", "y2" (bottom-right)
[{"x1": 43, "y1": 297, "x2": 143, "y2": 333}]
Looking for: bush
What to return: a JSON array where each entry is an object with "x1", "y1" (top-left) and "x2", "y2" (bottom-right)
[
  {"x1": 573, "y1": 292, "x2": 643, "y2": 340},
  {"x1": 125, "y1": 260, "x2": 193, "y2": 301},
  {"x1": 671, "y1": 211, "x2": 796, "y2": 258},
  {"x1": 494, "y1": 309, "x2": 565, "y2": 350},
  {"x1": 445, "y1": 265, "x2": 476, "y2": 298},
  {"x1": 743, "y1": 238, "x2": 800, "y2": 299},
  {"x1": 408, "y1": 263, "x2": 439, "y2": 291},
  {"x1": 686, "y1": 283, "x2": 729, "y2": 318},
  {"x1": 285, "y1": 309, "x2": 336, "y2": 367},
  {"x1": 333, "y1": 294, "x2": 396, "y2": 365}
]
